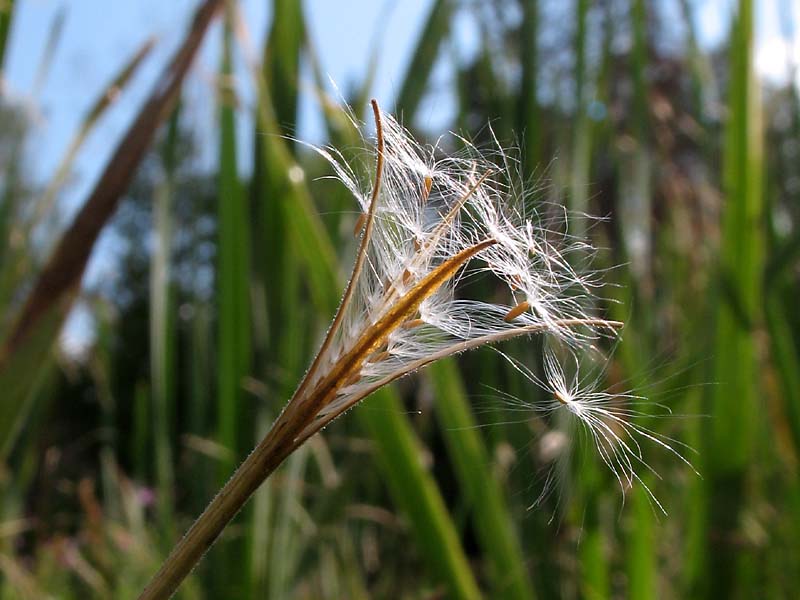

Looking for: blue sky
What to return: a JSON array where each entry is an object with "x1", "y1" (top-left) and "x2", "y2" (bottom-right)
[
  {"x1": 2, "y1": 0, "x2": 797, "y2": 351},
  {"x1": 4, "y1": 1, "x2": 438, "y2": 191},
  {"x1": 4, "y1": 0, "x2": 795, "y2": 200}
]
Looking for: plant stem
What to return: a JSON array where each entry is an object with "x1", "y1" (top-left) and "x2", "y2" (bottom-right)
[
  {"x1": 139, "y1": 314, "x2": 621, "y2": 599},
  {"x1": 138, "y1": 405, "x2": 296, "y2": 600}
]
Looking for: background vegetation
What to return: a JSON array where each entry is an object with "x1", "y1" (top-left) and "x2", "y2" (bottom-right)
[{"x1": 1, "y1": 0, "x2": 798, "y2": 598}]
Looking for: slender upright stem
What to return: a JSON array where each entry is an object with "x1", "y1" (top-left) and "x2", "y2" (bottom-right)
[
  {"x1": 138, "y1": 315, "x2": 620, "y2": 599},
  {"x1": 137, "y1": 407, "x2": 295, "y2": 600}
]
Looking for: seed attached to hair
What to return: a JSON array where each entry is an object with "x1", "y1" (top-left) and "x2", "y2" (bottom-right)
[
  {"x1": 554, "y1": 390, "x2": 568, "y2": 405},
  {"x1": 367, "y1": 349, "x2": 392, "y2": 364},
  {"x1": 504, "y1": 300, "x2": 530, "y2": 322},
  {"x1": 401, "y1": 318, "x2": 426, "y2": 329},
  {"x1": 343, "y1": 370, "x2": 362, "y2": 388},
  {"x1": 421, "y1": 174, "x2": 433, "y2": 204}
]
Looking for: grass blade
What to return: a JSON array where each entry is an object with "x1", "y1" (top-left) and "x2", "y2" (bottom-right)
[
  {"x1": 427, "y1": 358, "x2": 536, "y2": 600},
  {"x1": 151, "y1": 104, "x2": 180, "y2": 534},
  {"x1": 216, "y1": 2, "x2": 250, "y2": 475},
  {"x1": 356, "y1": 388, "x2": 482, "y2": 600},
  {"x1": 518, "y1": 0, "x2": 541, "y2": 171},
  {"x1": 394, "y1": 0, "x2": 452, "y2": 121},
  {"x1": 0, "y1": 0, "x2": 223, "y2": 378},
  {"x1": 0, "y1": 0, "x2": 15, "y2": 72},
  {"x1": 704, "y1": 0, "x2": 763, "y2": 596},
  {"x1": 31, "y1": 36, "x2": 156, "y2": 234},
  {"x1": 248, "y1": 1, "x2": 308, "y2": 595},
  {"x1": 31, "y1": 7, "x2": 65, "y2": 96}
]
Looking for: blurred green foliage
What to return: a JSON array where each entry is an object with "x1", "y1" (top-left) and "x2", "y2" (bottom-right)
[{"x1": 1, "y1": 0, "x2": 799, "y2": 598}]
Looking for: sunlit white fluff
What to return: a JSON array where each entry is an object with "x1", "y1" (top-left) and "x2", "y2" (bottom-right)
[
  {"x1": 296, "y1": 105, "x2": 614, "y2": 426},
  {"x1": 498, "y1": 344, "x2": 698, "y2": 513}
]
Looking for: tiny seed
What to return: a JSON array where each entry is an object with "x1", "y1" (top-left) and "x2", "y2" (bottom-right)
[
  {"x1": 343, "y1": 370, "x2": 362, "y2": 388},
  {"x1": 368, "y1": 350, "x2": 391, "y2": 364},
  {"x1": 421, "y1": 175, "x2": 433, "y2": 204},
  {"x1": 503, "y1": 301, "x2": 530, "y2": 322},
  {"x1": 401, "y1": 318, "x2": 426, "y2": 329}
]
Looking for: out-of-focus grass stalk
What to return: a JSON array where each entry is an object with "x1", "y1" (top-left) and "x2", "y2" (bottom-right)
[
  {"x1": 569, "y1": 0, "x2": 590, "y2": 230},
  {"x1": 248, "y1": 0, "x2": 308, "y2": 595},
  {"x1": 31, "y1": 7, "x2": 64, "y2": 97},
  {"x1": 132, "y1": 381, "x2": 150, "y2": 482},
  {"x1": 31, "y1": 37, "x2": 155, "y2": 237},
  {"x1": 622, "y1": 0, "x2": 658, "y2": 597},
  {"x1": 394, "y1": 0, "x2": 452, "y2": 120},
  {"x1": 91, "y1": 304, "x2": 122, "y2": 521},
  {"x1": 357, "y1": 388, "x2": 482, "y2": 600},
  {"x1": 0, "y1": 304, "x2": 62, "y2": 460},
  {"x1": 187, "y1": 303, "x2": 212, "y2": 512},
  {"x1": 518, "y1": 0, "x2": 541, "y2": 171},
  {"x1": 216, "y1": 7, "x2": 250, "y2": 477},
  {"x1": 151, "y1": 105, "x2": 180, "y2": 535},
  {"x1": 765, "y1": 296, "x2": 800, "y2": 455},
  {"x1": 0, "y1": 0, "x2": 223, "y2": 457},
  {"x1": 567, "y1": 1, "x2": 610, "y2": 596},
  {"x1": 764, "y1": 33, "x2": 800, "y2": 464},
  {"x1": 705, "y1": 0, "x2": 763, "y2": 596},
  {"x1": 212, "y1": 8, "x2": 251, "y2": 595},
  {"x1": 0, "y1": 0, "x2": 16, "y2": 74},
  {"x1": 677, "y1": 0, "x2": 717, "y2": 121},
  {"x1": 233, "y1": 8, "x2": 339, "y2": 314},
  {"x1": 428, "y1": 359, "x2": 536, "y2": 600},
  {"x1": 266, "y1": 445, "x2": 309, "y2": 598}
]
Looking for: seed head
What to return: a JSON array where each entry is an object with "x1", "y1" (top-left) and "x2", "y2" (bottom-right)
[{"x1": 288, "y1": 102, "x2": 620, "y2": 444}]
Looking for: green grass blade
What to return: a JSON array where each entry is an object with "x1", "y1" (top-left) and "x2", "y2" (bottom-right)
[
  {"x1": 187, "y1": 303, "x2": 212, "y2": 512},
  {"x1": 394, "y1": 0, "x2": 452, "y2": 121},
  {"x1": 132, "y1": 381, "x2": 150, "y2": 482},
  {"x1": 356, "y1": 388, "x2": 482, "y2": 600},
  {"x1": 151, "y1": 104, "x2": 180, "y2": 533},
  {"x1": 244, "y1": 47, "x2": 341, "y2": 313},
  {"x1": 626, "y1": 486, "x2": 655, "y2": 599},
  {"x1": 427, "y1": 358, "x2": 536, "y2": 600},
  {"x1": 620, "y1": 1, "x2": 659, "y2": 597},
  {"x1": 765, "y1": 294, "x2": 800, "y2": 457},
  {"x1": 216, "y1": 7, "x2": 251, "y2": 472},
  {"x1": 0, "y1": 0, "x2": 223, "y2": 399},
  {"x1": 518, "y1": 0, "x2": 541, "y2": 171},
  {"x1": 266, "y1": 447, "x2": 310, "y2": 599},
  {"x1": 569, "y1": 0, "x2": 591, "y2": 230},
  {"x1": 265, "y1": 0, "x2": 303, "y2": 132},
  {"x1": 0, "y1": 0, "x2": 15, "y2": 72},
  {"x1": 0, "y1": 301, "x2": 62, "y2": 458},
  {"x1": 248, "y1": 1, "x2": 308, "y2": 594},
  {"x1": 32, "y1": 37, "x2": 156, "y2": 234},
  {"x1": 31, "y1": 7, "x2": 65, "y2": 96},
  {"x1": 710, "y1": 0, "x2": 762, "y2": 517},
  {"x1": 209, "y1": 10, "x2": 252, "y2": 595},
  {"x1": 705, "y1": 0, "x2": 763, "y2": 596}
]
